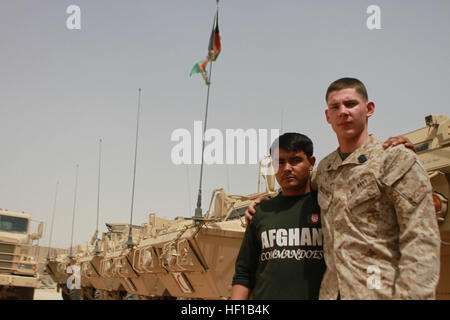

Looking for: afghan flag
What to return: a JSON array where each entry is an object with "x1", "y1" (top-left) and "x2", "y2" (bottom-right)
[{"x1": 190, "y1": 2, "x2": 221, "y2": 80}]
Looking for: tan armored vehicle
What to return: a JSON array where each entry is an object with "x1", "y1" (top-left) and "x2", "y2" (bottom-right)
[
  {"x1": 79, "y1": 223, "x2": 133, "y2": 300},
  {"x1": 96, "y1": 222, "x2": 172, "y2": 299},
  {"x1": 46, "y1": 231, "x2": 125, "y2": 300},
  {"x1": 47, "y1": 242, "x2": 98, "y2": 300},
  {"x1": 0, "y1": 209, "x2": 43, "y2": 299},
  {"x1": 48, "y1": 156, "x2": 276, "y2": 300},
  {"x1": 83, "y1": 156, "x2": 276, "y2": 300},
  {"x1": 125, "y1": 156, "x2": 277, "y2": 299},
  {"x1": 46, "y1": 251, "x2": 73, "y2": 299},
  {"x1": 71, "y1": 242, "x2": 97, "y2": 300},
  {"x1": 403, "y1": 115, "x2": 450, "y2": 300}
]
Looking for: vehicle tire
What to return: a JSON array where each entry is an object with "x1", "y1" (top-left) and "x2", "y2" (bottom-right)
[
  {"x1": 69, "y1": 288, "x2": 81, "y2": 300},
  {"x1": 15, "y1": 287, "x2": 34, "y2": 300},
  {"x1": 81, "y1": 287, "x2": 96, "y2": 300},
  {"x1": 125, "y1": 293, "x2": 137, "y2": 300},
  {"x1": 61, "y1": 289, "x2": 71, "y2": 300}
]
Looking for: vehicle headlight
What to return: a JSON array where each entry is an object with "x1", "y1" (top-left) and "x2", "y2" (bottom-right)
[{"x1": 19, "y1": 263, "x2": 36, "y2": 271}]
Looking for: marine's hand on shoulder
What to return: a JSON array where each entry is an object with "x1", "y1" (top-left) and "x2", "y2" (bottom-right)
[
  {"x1": 244, "y1": 196, "x2": 269, "y2": 226},
  {"x1": 382, "y1": 135, "x2": 415, "y2": 153}
]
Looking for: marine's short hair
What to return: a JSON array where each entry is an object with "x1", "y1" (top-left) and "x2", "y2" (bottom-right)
[
  {"x1": 325, "y1": 77, "x2": 368, "y2": 102},
  {"x1": 270, "y1": 132, "x2": 313, "y2": 158}
]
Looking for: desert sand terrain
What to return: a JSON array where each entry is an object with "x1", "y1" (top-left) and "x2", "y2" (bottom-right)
[{"x1": 34, "y1": 288, "x2": 62, "y2": 300}]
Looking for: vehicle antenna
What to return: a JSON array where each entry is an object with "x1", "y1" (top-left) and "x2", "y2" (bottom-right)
[
  {"x1": 94, "y1": 138, "x2": 102, "y2": 254},
  {"x1": 46, "y1": 180, "x2": 59, "y2": 261},
  {"x1": 226, "y1": 165, "x2": 231, "y2": 193},
  {"x1": 69, "y1": 164, "x2": 79, "y2": 259},
  {"x1": 127, "y1": 88, "x2": 142, "y2": 248},
  {"x1": 186, "y1": 165, "x2": 192, "y2": 215}
]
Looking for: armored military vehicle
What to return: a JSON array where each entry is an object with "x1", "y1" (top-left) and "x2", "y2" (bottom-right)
[
  {"x1": 131, "y1": 191, "x2": 273, "y2": 299},
  {"x1": 403, "y1": 114, "x2": 450, "y2": 300},
  {"x1": 0, "y1": 209, "x2": 43, "y2": 299},
  {"x1": 47, "y1": 227, "x2": 128, "y2": 300},
  {"x1": 46, "y1": 246, "x2": 92, "y2": 299},
  {"x1": 81, "y1": 223, "x2": 136, "y2": 300},
  {"x1": 46, "y1": 251, "x2": 73, "y2": 299},
  {"x1": 71, "y1": 242, "x2": 97, "y2": 300},
  {"x1": 49, "y1": 155, "x2": 277, "y2": 300},
  {"x1": 80, "y1": 156, "x2": 276, "y2": 300},
  {"x1": 126, "y1": 156, "x2": 277, "y2": 299},
  {"x1": 96, "y1": 222, "x2": 173, "y2": 299}
]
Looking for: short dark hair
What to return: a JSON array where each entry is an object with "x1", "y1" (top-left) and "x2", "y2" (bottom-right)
[
  {"x1": 325, "y1": 77, "x2": 368, "y2": 102},
  {"x1": 270, "y1": 132, "x2": 313, "y2": 158}
]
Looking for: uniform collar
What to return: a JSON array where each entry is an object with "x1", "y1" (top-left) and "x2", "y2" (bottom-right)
[{"x1": 326, "y1": 134, "x2": 379, "y2": 171}]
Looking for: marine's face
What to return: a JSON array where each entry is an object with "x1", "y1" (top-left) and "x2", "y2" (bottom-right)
[
  {"x1": 272, "y1": 148, "x2": 315, "y2": 196},
  {"x1": 325, "y1": 88, "x2": 374, "y2": 140}
]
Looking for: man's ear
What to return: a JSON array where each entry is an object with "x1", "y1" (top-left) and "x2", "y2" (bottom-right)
[
  {"x1": 366, "y1": 101, "x2": 375, "y2": 118},
  {"x1": 325, "y1": 109, "x2": 330, "y2": 124},
  {"x1": 309, "y1": 156, "x2": 316, "y2": 169}
]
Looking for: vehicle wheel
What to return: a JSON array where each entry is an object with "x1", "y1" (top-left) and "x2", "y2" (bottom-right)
[
  {"x1": 105, "y1": 290, "x2": 127, "y2": 300},
  {"x1": 61, "y1": 289, "x2": 71, "y2": 300},
  {"x1": 15, "y1": 287, "x2": 35, "y2": 300},
  {"x1": 125, "y1": 293, "x2": 137, "y2": 300},
  {"x1": 69, "y1": 288, "x2": 81, "y2": 300},
  {"x1": 81, "y1": 287, "x2": 96, "y2": 300}
]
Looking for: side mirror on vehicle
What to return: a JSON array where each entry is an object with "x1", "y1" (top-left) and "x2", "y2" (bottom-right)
[{"x1": 30, "y1": 222, "x2": 44, "y2": 240}]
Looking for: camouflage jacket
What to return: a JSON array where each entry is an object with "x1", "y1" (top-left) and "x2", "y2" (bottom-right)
[{"x1": 314, "y1": 134, "x2": 440, "y2": 299}]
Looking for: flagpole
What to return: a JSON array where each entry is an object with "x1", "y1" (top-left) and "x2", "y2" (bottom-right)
[
  {"x1": 194, "y1": 61, "x2": 213, "y2": 220},
  {"x1": 193, "y1": 0, "x2": 220, "y2": 221}
]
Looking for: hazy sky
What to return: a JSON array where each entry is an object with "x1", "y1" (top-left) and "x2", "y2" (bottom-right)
[{"x1": 1, "y1": 0, "x2": 449, "y2": 249}]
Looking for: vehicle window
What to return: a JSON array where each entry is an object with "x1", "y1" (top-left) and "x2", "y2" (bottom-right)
[
  {"x1": 0, "y1": 215, "x2": 29, "y2": 234},
  {"x1": 226, "y1": 206, "x2": 248, "y2": 220},
  {"x1": 111, "y1": 225, "x2": 126, "y2": 232}
]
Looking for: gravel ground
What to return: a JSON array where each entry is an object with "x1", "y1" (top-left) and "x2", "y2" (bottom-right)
[{"x1": 34, "y1": 288, "x2": 62, "y2": 300}]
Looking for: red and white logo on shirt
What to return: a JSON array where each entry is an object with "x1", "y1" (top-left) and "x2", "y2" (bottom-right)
[{"x1": 311, "y1": 213, "x2": 319, "y2": 224}]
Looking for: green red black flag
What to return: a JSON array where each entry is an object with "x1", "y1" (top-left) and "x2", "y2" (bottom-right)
[{"x1": 190, "y1": 1, "x2": 221, "y2": 85}]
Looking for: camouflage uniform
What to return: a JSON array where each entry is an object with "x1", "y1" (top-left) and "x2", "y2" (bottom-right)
[{"x1": 313, "y1": 134, "x2": 440, "y2": 299}]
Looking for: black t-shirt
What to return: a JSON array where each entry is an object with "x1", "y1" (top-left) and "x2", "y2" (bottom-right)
[{"x1": 232, "y1": 191, "x2": 325, "y2": 300}]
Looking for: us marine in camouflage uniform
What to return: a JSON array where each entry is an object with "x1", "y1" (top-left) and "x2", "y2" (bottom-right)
[{"x1": 315, "y1": 78, "x2": 440, "y2": 299}]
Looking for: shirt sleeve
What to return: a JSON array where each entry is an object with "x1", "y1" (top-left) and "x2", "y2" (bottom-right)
[
  {"x1": 232, "y1": 216, "x2": 261, "y2": 289},
  {"x1": 382, "y1": 148, "x2": 441, "y2": 299}
]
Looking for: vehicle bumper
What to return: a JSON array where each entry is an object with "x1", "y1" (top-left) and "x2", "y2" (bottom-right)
[{"x1": 0, "y1": 275, "x2": 38, "y2": 288}]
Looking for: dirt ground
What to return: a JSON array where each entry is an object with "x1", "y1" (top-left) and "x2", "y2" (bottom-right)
[{"x1": 34, "y1": 288, "x2": 62, "y2": 300}]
